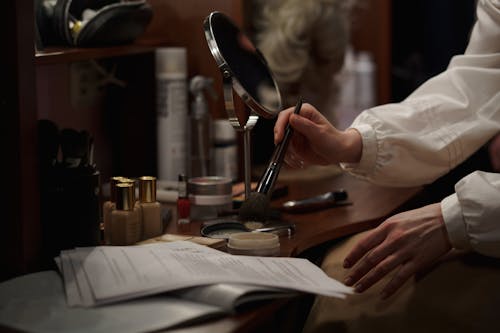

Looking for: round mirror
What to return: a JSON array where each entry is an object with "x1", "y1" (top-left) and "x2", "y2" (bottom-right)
[{"x1": 204, "y1": 11, "x2": 282, "y2": 120}]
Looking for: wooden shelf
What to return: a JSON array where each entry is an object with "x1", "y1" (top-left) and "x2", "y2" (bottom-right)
[{"x1": 35, "y1": 42, "x2": 160, "y2": 65}]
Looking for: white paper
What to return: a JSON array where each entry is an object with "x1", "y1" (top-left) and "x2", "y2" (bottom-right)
[{"x1": 69, "y1": 241, "x2": 351, "y2": 306}]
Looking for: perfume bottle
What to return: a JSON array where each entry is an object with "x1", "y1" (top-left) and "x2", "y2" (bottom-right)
[
  {"x1": 177, "y1": 174, "x2": 190, "y2": 226},
  {"x1": 110, "y1": 182, "x2": 141, "y2": 245},
  {"x1": 138, "y1": 176, "x2": 162, "y2": 239}
]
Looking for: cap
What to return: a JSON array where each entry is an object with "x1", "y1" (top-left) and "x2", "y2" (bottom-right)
[
  {"x1": 213, "y1": 119, "x2": 236, "y2": 143},
  {"x1": 155, "y1": 47, "x2": 187, "y2": 75},
  {"x1": 139, "y1": 176, "x2": 157, "y2": 203},
  {"x1": 116, "y1": 182, "x2": 135, "y2": 211},
  {"x1": 110, "y1": 176, "x2": 124, "y2": 202}
]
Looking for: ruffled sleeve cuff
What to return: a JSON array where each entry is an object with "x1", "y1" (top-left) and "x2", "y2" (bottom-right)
[
  {"x1": 340, "y1": 123, "x2": 378, "y2": 176},
  {"x1": 441, "y1": 193, "x2": 472, "y2": 251}
]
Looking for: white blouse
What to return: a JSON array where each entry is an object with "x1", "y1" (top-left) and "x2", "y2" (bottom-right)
[{"x1": 343, "y1": 0, "x2": 500, "y2": 257}]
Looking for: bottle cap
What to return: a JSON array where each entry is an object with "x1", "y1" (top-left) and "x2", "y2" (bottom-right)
[
  {"x1": 356, "y1": 52, "x2": 375, "y2": 72},
  {"x1": 110, "y1": 176, "x2": 124, "y2": 202},
  {"x1": 178, "y1": 174, "x2": 188, "y2": 198},
  {"x1": 139, "y1": 176, "x2": 157, "y2": 203},
  {"x1": 116, "y1": 182, "x2": 135, "y2": 211},
  {"x1": 213, "y1": 119, "x2": 236, "y2": 143},
  {"x1": 155, "y1": 47, "x2": 187, "y2": 75}
]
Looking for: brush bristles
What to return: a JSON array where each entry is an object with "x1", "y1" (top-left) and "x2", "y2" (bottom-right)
[{"x1": 238, "y1": 192, "x2": 271, "y2": 222}]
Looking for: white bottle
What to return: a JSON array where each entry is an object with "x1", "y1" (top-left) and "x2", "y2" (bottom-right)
[
  {"x1": 155, "y1": 47, "x2": 188, "y2": 181},
  {"x1": 355, "y1": 51, "x2": 377, "y2": 112},
  {"x1": 212, "y1": 119, "x2": 238, "y2": 181},
  {"x1": 334, "y1": 46, "x2": 357, "y2": 130}
]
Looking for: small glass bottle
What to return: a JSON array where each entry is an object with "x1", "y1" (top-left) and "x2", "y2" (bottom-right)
[
  {"x1": 110, "y1": 182, "x2": 141, "y2": 245},
  {"x1": 103, "y1": 176, "x2": 123, "y2": 244},
  {"x1": 138, "y1": 176, "x2": 162, "y2": 240},
  {"x1": 177, "y1": 174, "x2": 190, "y2": 227}
]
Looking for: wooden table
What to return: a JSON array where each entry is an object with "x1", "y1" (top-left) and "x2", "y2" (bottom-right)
[{"x1": 162, "y1": 171, "x2": 422, "y2": 332}]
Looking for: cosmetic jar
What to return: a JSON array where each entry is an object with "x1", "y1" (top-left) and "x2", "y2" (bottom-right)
[
  {"x1": 227, "y1": 232, "x2": 280, "y2": 256},
  {"x1": 188, "y1": 176, "x2": 232, "y2": 220}
]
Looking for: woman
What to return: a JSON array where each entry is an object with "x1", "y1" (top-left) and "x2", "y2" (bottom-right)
[{"x1": 274, "y1": 0, "x2": 500, "y2": 331}]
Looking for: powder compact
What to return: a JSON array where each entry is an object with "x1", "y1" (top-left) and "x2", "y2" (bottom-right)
[{"x1": 200, "y1": 219, "x2": 295, "y2": 240}]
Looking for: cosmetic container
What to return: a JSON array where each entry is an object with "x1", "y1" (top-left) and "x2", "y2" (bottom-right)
[
  {"x1": 212, "y1": 119, "x2": 238, "y2": 181},
  {"x1": 138, "y1": 176, "x2": 162, "y2": 239},
  {"x1": 103, "y1": 176, "x2": 124, "y2": 244},
  {"x1": 156, "y1": 47, "x2": 188, "y2": 181},
  {"x1": 355, "y1": 51, "x2": 376, "y2": 111},
  {"x1": 188, "y1": 176, "x2": 232, "y2": 220},
  {"x1": 177, "y1": 174, "x2": 190, "y2": 226},
  {"x1": 227, "y1": 232, "x2": 280, "y2": 256},
  {"x1": 110, "y1": 182, "x2": 141, "y2": 245},
  {"x1": 334, "y1": 46, "x2": 357, "y2": 129}
]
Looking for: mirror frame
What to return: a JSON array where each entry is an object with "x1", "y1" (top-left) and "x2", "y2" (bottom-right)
[{"x1": 203, "y1": 11, "x2": 282, "y2": 131}]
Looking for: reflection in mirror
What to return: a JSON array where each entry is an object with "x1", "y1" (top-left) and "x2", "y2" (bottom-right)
[
  {"x1": 247, "y1": 0, "x2": 354, "y2": 165},
  {"x1": 250, "y1": 0, "x2": 354, "y2": 125},
  {"x1": 205, "y1": 11, "x2": 282, "y2": 119}
]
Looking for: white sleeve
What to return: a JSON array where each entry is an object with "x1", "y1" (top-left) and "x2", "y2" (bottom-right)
[
  {"x1": 441, "y1": 171, "x2": 500, "y2": 257},
  {"x1": 342, "y1": 0, "x2": 500, "y2": 187}
]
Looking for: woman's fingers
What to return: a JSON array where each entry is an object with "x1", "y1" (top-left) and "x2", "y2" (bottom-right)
[
  {"x1": 274, "y1": 108, "x2": 294, "y2": 144},
  {"x1": 344, "y1": 237, "x2": 403, "y2": 286},
  {"x1": 343, "y1": 227, "x2": 388, "y2": 269},
  {"x1": 352, "y1": 254, "x2": 408, "y2": 293},
  {"x1": 380, "y1": 261, "x2": 417, "y2": 299}
]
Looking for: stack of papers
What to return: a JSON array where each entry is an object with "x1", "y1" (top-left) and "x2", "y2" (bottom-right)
[
  {"x1": 57, "y1": 241, "x2": 352, "y2": 307},
  {"x1": 0, "y1": 241, "x2": 353, "y2": 333}
]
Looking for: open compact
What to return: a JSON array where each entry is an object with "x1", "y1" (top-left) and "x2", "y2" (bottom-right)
[{"x1": 200, "y1": 220, "x2": 295, "y2": 240}]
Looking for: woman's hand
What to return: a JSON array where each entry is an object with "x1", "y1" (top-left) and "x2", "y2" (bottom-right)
[
  {"x1": 274, "y1": 103, "x2": 362, "y2": 168},
  {"x1": 343, "y1": 203, "x2": 452, "y2": 299}
]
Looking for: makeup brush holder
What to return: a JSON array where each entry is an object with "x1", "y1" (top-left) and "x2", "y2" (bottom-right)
[{"x1": 40, "y1": 164, "x2": 101, "y2": 260}]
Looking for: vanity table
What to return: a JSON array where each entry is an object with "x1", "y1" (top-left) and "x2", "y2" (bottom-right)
[{"x1": 162, "y1": 171, "x2": 422, "y2": 332}]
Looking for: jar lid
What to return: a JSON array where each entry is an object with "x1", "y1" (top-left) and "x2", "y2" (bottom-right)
[
  {"x1": 188, "y1": 176, "x2": 232, "y2": 195},
  {"x1": 228, "y1": 232, "x2": 279, "y2": 250}
]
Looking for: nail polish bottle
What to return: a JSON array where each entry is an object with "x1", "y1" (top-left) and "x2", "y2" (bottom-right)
[
  {"x1": 177, "y1": 174, "x2": 190, "y2": 227},
  {"x1": 138, "y1": 176, "x2": 162, "y2": 239},
  {"x1": 103, "y1": 176, "x2": 123, "y2": 245},
  {"x1": 110, "y1": 182, "x2": 141, "y2": 245}
]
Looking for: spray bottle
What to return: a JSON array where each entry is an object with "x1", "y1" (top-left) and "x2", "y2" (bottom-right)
[
  {"x1": 155, "y1": 47, "x2": 188, "y2": 181},
  {"x1": 188, "y1": 75, "x2": 217, "y2": 177}
]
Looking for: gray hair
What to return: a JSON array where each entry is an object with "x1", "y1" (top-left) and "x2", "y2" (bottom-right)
[{"x1": 252, "y1": 0, "x2": 356, "y2": 121}]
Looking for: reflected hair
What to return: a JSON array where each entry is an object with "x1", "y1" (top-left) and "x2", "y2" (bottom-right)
[{"x1": 252, "y1": 0, "x2": 356, "y2": 118}]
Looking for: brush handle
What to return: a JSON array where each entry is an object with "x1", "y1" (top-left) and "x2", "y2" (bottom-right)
[
  {"x1": 281, "y1": 190, "x2": 349, "y2": 213},
  {"x1": 256, "y1": 98, "x2": 302, "y2": 195}
]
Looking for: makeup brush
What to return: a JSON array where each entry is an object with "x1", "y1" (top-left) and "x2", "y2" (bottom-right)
[{"x1": 239, "y1": 98, "x2": 303, "y2": 221}]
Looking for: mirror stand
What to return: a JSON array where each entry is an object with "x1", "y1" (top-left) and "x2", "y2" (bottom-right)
[{"x1": 222, "y1": 76, "x2": 258, "y2": 200}]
